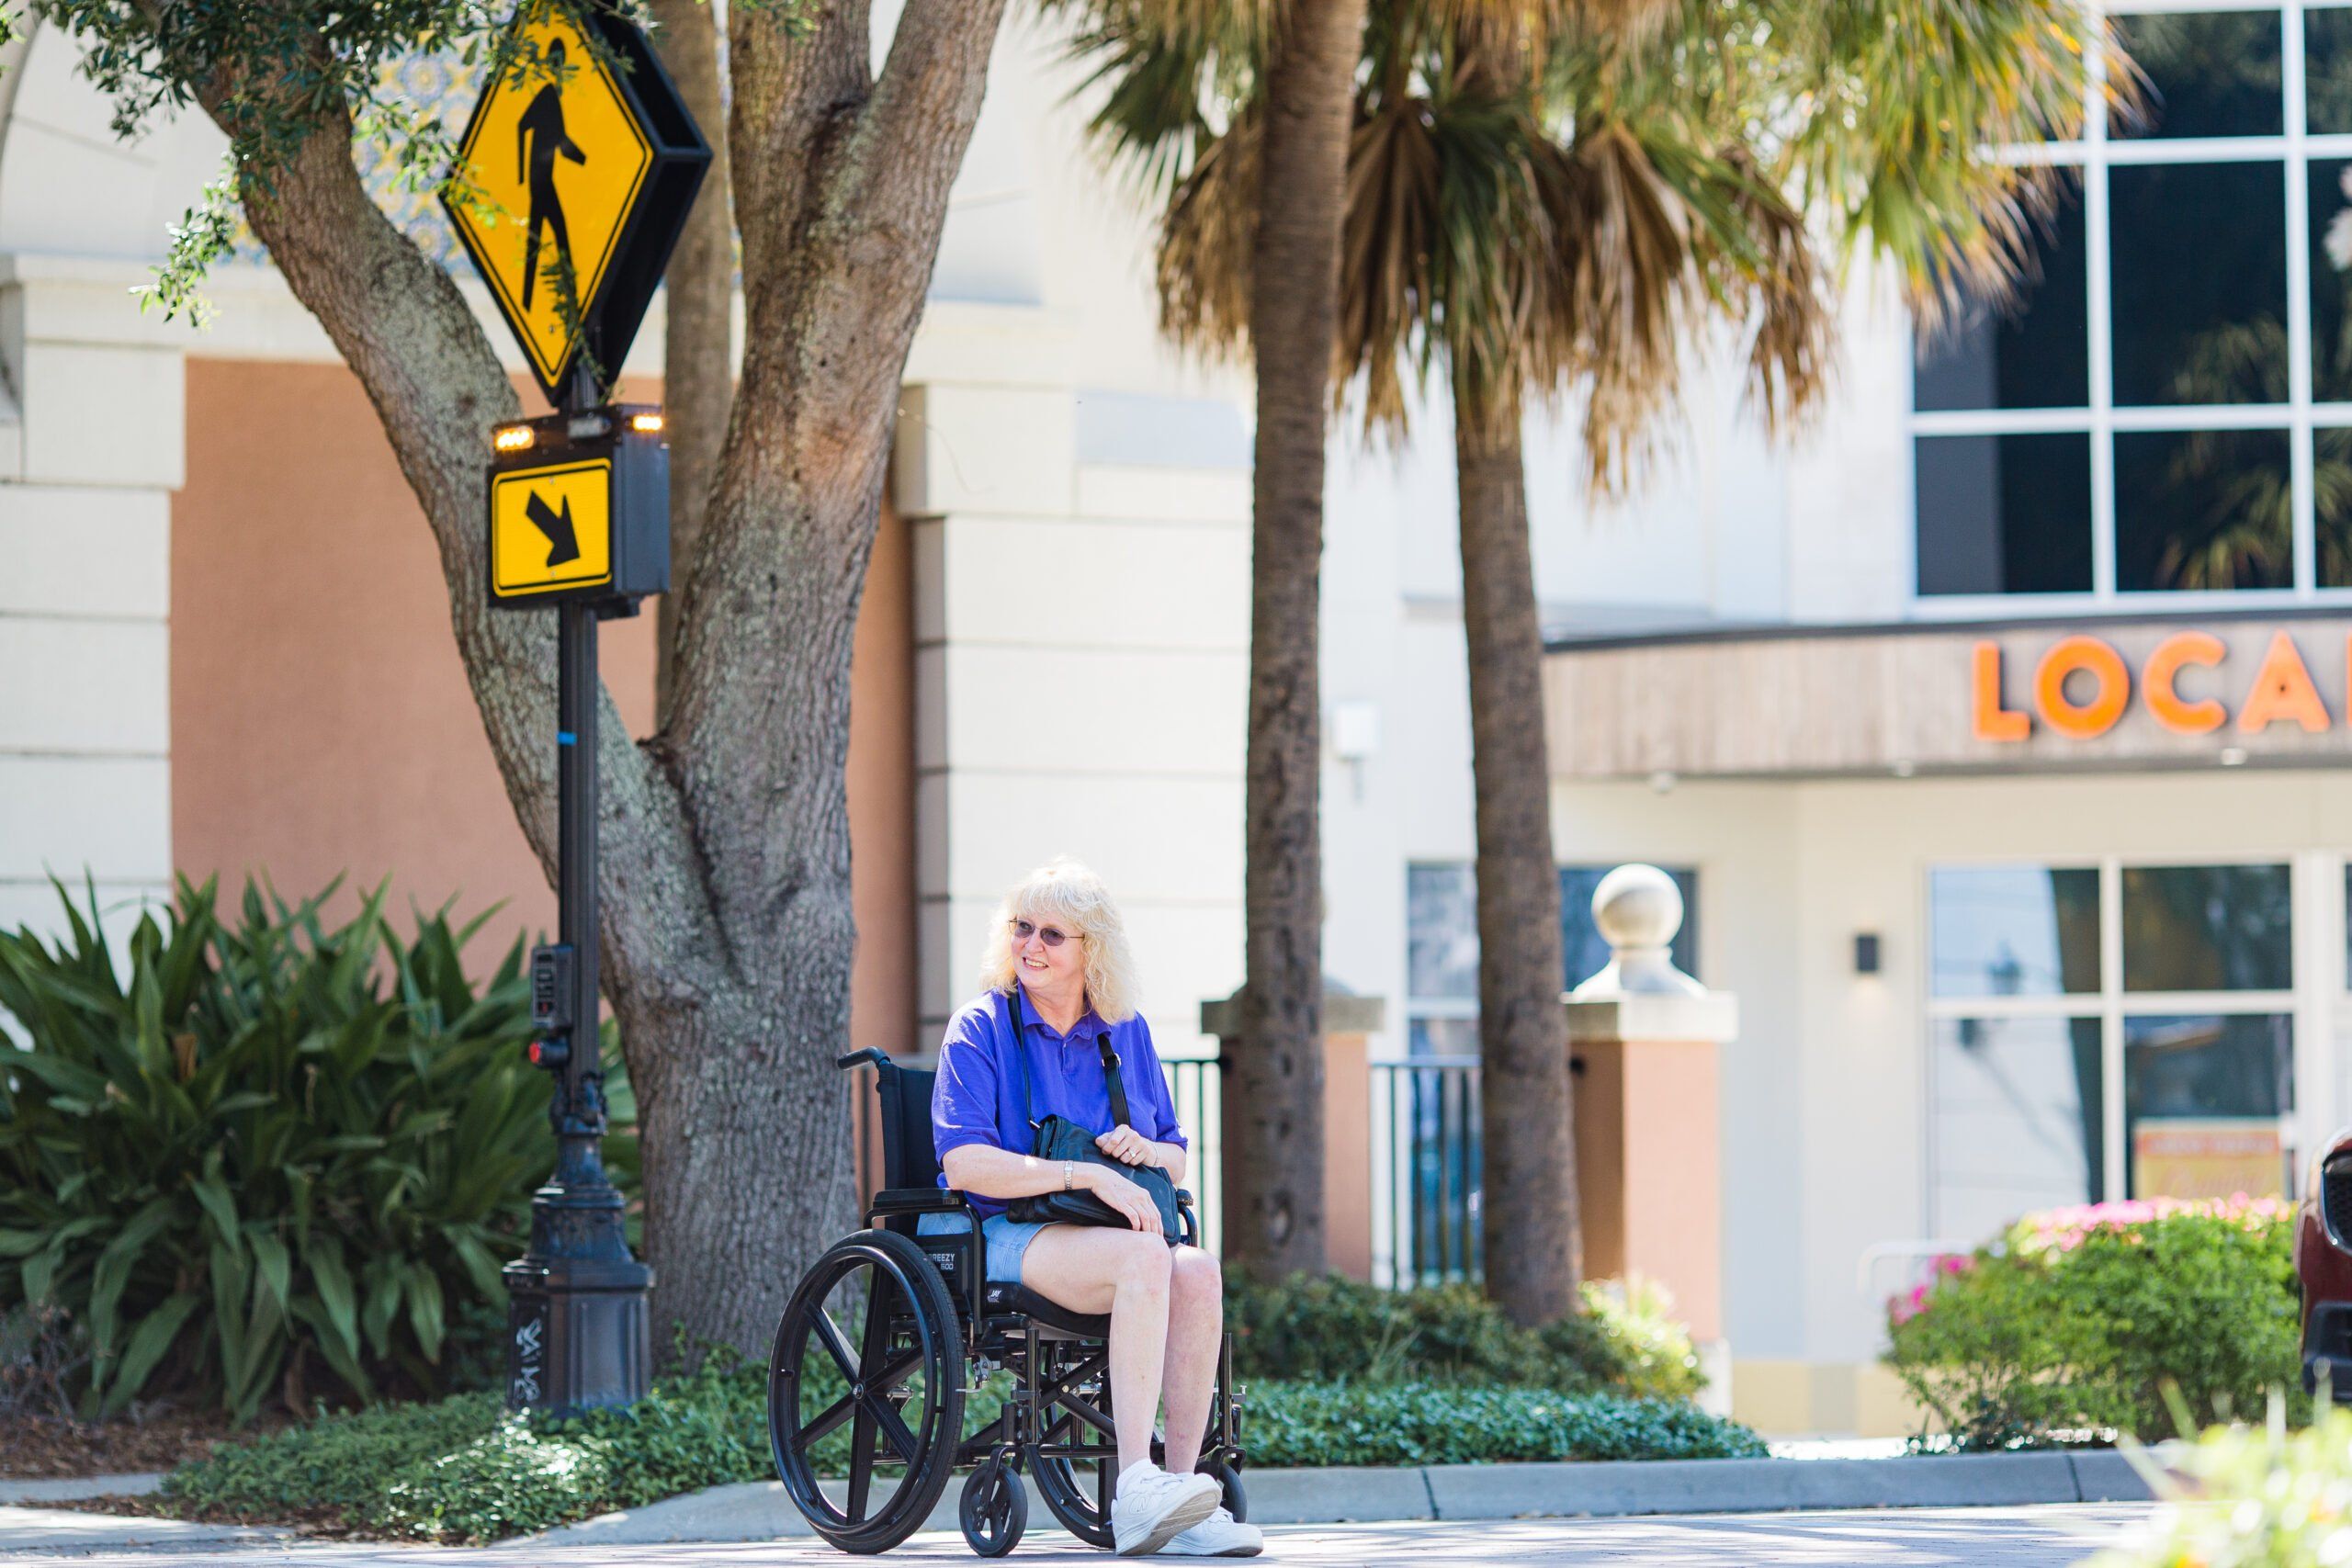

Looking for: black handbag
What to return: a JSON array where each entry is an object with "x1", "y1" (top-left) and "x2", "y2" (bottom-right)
[{"x1": 1001, "y1": 988, "x2": 1182, "y2": 1242}]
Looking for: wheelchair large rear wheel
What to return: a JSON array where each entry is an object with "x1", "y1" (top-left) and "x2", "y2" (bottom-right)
[{"x1": 766, "y1": 1228, "x2": 966, "y2": 1555}]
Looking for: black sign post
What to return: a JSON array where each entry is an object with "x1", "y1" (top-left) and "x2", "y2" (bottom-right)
[{"x1": 445, "y1": 0, "x2": 710, "y2": 1417}]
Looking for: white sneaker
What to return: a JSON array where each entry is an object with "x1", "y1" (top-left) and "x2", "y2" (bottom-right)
[
  {"x1": 1110, "y1": 1462, "x2": 1222, "y2": 1556},
  {"x1": 1160, "y1": 1506, "x2": 1263, "y2": 1556}
]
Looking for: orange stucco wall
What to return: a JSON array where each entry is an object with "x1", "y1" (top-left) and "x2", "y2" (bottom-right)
[{"x1": 171, "y1": 357, "x2": 914, "y2": 1061}]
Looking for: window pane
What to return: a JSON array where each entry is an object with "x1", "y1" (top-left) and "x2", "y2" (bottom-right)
[
  {"x1": 2110, "y1": 11, "x2": 2282, "y2": 140},
  {"x1": 2310, "y1": 8, "x2": 2352, "y2": 134},
  {"x1": 2309, "y1": 160, "x2": 2352, "y2": 400},
  {"x1": 2125, "y1": 1013, "x2": 2291, "y2": 1199},
  {"x1": 1914, "y1": 434, "x2": 2093, "y2": 595},
  {"x1": 2120, "y1": 863, "x2": 2292, "y2": 992},
  {"x1": 2318, "y1": 427, "x2": 2352, "y2": 586},
  {"x1": 1914, "y1": 185, "x2": 2088, "y2": 412},
  {"x1": 1933, "y1": 1016, "x2": 2104, "y2": 1241},
  {"x1": 2113, "y1": 427, "x2": 2292, "y2": 591},
  {"x1": 1930, "y1": 867, "x2": 2102, "y2": 998},
  {"x1": 2109, "y1": 162, "x2": 2286, "y2": 407},
  {"x1": 1560, "y1": 865, "x2": 1698, "y2": 987},
  {"x1": 1408, "y1": 863, "x2": 1478, "y2": 1001}
]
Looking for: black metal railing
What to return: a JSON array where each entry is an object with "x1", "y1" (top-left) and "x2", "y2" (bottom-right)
[
  {"x1": 1161, "y1": 1055, "x2": 1223, "y2": 1255},
  {"x1": 1370, "y1": 1055, "x2": 1483, "y2": 1287}
]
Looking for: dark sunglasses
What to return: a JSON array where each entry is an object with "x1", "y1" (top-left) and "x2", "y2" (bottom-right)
[{"x1": 1011, "y1": 919, "x2": 1070, "y2": 948}]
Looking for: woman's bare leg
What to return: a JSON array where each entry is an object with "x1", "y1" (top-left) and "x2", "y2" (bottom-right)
[
  {"x1": 1019, "y1": 1225, "x2": 1172, "y2": 1475},
  {"x1": 1159, "y1": 1247, "x2": 1223, "y2": 1477}
]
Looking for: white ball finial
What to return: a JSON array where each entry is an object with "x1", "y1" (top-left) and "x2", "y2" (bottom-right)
[{"x1": 1573, "y1": 863, "x2": 1703, "y2": 998}]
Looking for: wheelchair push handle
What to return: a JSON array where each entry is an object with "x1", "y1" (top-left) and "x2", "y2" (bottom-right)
[{"x1": 835, "y1": 1046, "x2": 895, "y2": 1073}]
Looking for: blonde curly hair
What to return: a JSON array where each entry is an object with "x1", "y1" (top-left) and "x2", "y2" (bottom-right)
[{"x1": 978, "y1": 858, "x2": 1141, "y2": 1023}]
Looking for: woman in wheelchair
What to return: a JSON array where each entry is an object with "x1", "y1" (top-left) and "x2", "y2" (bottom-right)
[{"x1": 917, "y1": 861, "x2": 1261, "y2": 1558}]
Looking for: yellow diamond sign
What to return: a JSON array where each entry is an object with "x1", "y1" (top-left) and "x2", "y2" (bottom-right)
[
  {"x1": 492, "y1": 457, "x2": 613, "y2": 599},
  {"x1": 444, "y1": 2, "x2": 710, "y2": 402}
]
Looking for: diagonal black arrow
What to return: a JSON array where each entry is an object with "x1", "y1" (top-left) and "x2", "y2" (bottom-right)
[{"x1": 524, "y1": 491, "x2": 582, "y2": 568}]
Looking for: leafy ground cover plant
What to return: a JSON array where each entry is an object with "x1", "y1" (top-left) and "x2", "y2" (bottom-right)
[
  {"x1": 149, "y1": 1359, "x2": 1763, "y2": 1542},
  {"x1": 1884, "y1": 1197, "x2": 2299, "y2": 1448},
  {"x1": 0, "y1": 878, "x2": 629, "y2": 1422},
  {"x1": 1227, "y1": 1270, "x2": 1704, "y2": 1401}
]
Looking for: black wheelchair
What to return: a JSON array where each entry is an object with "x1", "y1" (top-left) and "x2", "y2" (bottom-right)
[{"x1": 764, "y1": 1047, "x2": 1247, "y2": 1556}]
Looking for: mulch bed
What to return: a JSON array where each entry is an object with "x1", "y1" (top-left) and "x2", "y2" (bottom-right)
[{"x1": 0, "y1": 1409, "x2": 253, "y2": 1479}]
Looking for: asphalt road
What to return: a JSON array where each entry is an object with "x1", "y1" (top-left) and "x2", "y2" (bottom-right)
[{"x1": 1, "y1": 1505, "x2": 2160, "y2": 1564}]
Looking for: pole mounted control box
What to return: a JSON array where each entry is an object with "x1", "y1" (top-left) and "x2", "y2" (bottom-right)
[
  {"x1": 488, "y1": 406, "x2": 672, "y2": 608},
  {"x1": 530, "y1": 943, "x2": 576, "y2": 1034}
]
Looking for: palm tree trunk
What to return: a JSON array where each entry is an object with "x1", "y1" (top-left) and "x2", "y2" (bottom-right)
[
  {"x1": 1453, "y1": 378, "x2": 1580, "y2": 1325},
  {"x1": 649, "y1": 0, "x2": 734, "y2": 731},
  {"x1": 1224, "y1": 0, "x2": 1365, "y2": 1281}
]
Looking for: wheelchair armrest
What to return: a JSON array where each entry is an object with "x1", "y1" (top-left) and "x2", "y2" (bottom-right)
[
  {"x1": 867, "y1": 1187, "x2": 963, "y2": 1219},
  {"x1": 1175, "y1": 1188, "x2": 1200, "y2": 1247}
]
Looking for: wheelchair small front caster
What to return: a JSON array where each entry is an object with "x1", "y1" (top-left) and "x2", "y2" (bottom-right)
[
  {"x1": 1204, "y1": 1458, "x2": 1246, "y2": 1522},
  {"x1": 959, "y1": 1458, "x2": 1027, "y2": 1557}
]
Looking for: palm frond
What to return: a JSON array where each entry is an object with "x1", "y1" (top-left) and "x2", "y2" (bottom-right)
[{"x1": 1158, "y1": 101, "x2": 1265, "y2": 358}]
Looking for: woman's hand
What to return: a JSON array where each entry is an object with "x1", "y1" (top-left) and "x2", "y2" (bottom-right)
[
  {"x1": 1083, "y1": 1165, "x2": 1163, "y2": 1234},
  {"x1": 1094, "y1": 1126, "x2": 1156, "y2": 1167}
]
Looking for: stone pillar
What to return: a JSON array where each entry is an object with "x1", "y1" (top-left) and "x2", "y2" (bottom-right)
[
  {"x1": 0, "y1": 258, "x2": 183, "y2": 946},
  {"x1": 1565, "y1": 865, "x2": 1737, "y2": 1410},
  {"x1": 1200, "y1": 983, "x2": 1385, "y2": 1279}
]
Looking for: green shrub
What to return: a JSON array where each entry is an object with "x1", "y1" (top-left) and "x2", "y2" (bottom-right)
[
  {"x1": 1227, "y1": 1270, "x2": 1703, "y2": 1400},
  {"x1": 154, "y1": 1362, "x2": 1763, "y2": 1542},
  {"x1": 1242, "y1": 1382, "x2": 1764, "y2": 1468},
  {"x1": 1883, "y1": 1197, "x2": 2300, "y2": 1449},
  {"x1": 0, "y1": 876, "x2": 634, "y2": 1422}
]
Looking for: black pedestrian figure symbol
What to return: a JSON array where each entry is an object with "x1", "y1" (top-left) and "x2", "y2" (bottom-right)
[{"x1": 517, "y1": 38, "x2": 588, "y2": 311}]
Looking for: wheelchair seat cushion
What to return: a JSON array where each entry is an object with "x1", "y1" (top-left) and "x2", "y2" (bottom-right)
[{"x1": 984, "y1": 1281, "x2": 1110, "y2": 1339}]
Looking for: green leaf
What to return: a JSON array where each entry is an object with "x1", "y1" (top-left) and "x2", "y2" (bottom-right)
[
  {"x1": 248, "y1": 1231, "x2": 291, "y2": 1313},
  {"x1": 108, "y1": 1292, "x2": 201, "y2": 1409},
  {"x1": 306, "y1": 1238, "x2": 360, "y2": 1364},
  {"x1": 191, "y1": 1176, "x2": 241, "y2": 1249},
  {"x1": 405, "y1": 1264, "x2": 446, "y2": 1363}
]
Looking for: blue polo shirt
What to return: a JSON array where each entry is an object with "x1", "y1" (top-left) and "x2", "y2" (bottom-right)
[{"x1": 931, "y1": 985, "x2": 1189, "y2": 1219}]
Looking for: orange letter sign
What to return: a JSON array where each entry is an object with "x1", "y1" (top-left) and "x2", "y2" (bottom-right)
[
  {"x1": 2143, "y1": 631, "x2": 2227, "y2": 735},
  {"x1": 1972, "y1": 642, "x2": 2030, "y2": 742},
  {"x1": 2034, "y1": 636, "x2": 2130, "y2": 739},
  {"x1": 2238, "y1": 630, "x2": 2331, "y2": 734}
]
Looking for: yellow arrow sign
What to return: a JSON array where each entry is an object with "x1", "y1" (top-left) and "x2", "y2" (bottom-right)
[
  {"x1": 492, "y1": 458, "x2": 614, "y2": 600},
  {"x1": 447, "y1": 3, "x2": 655, "y2": 395}
]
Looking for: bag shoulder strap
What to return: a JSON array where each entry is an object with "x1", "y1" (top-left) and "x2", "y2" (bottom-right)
[
  {"x1": 1097, "y1": 1032, "x2": 1133, "y2": 1129},
  {"x1": 1003, "y1": 987, "x2": 1040, "y2": 1130}
]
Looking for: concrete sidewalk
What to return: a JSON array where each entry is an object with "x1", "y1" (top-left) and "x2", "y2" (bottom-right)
[{"x1": 528, "y1": 1450, "x2": 2163, "y2": 1546}]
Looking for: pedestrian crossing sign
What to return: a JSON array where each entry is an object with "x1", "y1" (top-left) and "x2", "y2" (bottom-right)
[{"x1": 442, "y1": 1, "x2": 710, "y2": 402}]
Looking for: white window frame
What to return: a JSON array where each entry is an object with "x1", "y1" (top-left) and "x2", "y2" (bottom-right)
[{"x1": 1909, "y1": 0, "x2": 2352, "y2": 615}]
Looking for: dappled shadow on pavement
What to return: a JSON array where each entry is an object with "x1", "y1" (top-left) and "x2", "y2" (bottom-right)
[{"x1": 4, "y1": 1504, "x2": 2156, "y2": 1566}]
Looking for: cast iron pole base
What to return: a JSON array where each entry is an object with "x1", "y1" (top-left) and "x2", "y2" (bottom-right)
[{"x1": 503, "y1": 1185, "x2": 652, "y2": 1416}]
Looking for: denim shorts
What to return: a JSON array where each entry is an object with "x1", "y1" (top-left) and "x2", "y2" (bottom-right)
[{"x1": 916, "y1": 1210, "x2": 1050, "y2": 1285}]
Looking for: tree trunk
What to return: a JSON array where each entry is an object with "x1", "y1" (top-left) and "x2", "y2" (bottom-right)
[
  {"x1": 214, "y1": 0, "x2": 1012, "y2": 1358},
  {"x1": 1222, "y1": 0, "x2": 1365, "y2": 1283},
  {"x1": 649, "y1": 0, "x2": 736, "y2": 731},
  {"x1": 1453, "y1": 378, "x2": 1580, "y2": 1325}
]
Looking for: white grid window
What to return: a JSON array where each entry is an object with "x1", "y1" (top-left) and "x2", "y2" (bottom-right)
[
  {"x1": 1911, "y1": 1, "x2": 2352, "y2": 612},
  {"x1": 1925, "y1": 858, "x2": 2302, "y2": 1241}
]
